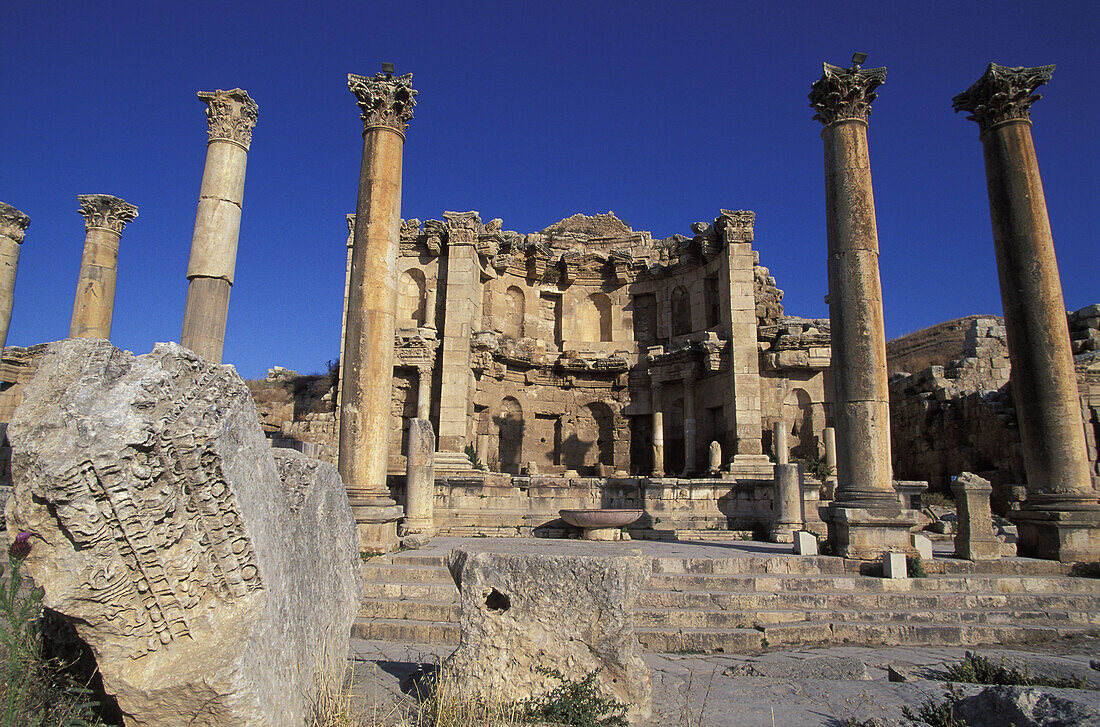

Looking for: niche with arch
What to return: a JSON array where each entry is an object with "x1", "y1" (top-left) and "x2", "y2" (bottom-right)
[{"x1": 398, "y1": 269, "x2": 427, "y2": 327}]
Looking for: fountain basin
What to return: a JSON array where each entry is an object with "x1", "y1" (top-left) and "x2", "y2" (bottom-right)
[{"x1": 559, "y1": 508, "x2": 643, "y2": 541}]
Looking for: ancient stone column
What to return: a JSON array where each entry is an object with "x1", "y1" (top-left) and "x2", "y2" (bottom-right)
[
  {"x1": 774, "y1": 421, "x2": 790, "y2": 465},
  {"x1": 69, "y1": 195, "x2": 138, "y2": 339},
  {"x1": 423, "y1": 281, "x2": 438, "y2": 330},
  {"x1": 0, "y1": 204, "x2": 30, "y2": 355},
  {"x1": 682, "y1": 376, "x2": 697, "y2": 475},
  {"x1": 338, "y1": 70, "x2": 416, "y2": 552},
  {"x1": 810, "y1": 58, "x2": 917, "y2": 558},
  {"x1": 771, "y1": 463, "x2": 803, "y2": 543},
  {"x1": 181, "y1": 88, "x2": 258, "y2": 363},
  {"x1": 337, "y1": 213, "x2": 355, "y2": 418},
  {"x1": 715, "y1": 210, "x2": 768, "y2": 466},
  {"x1": 650, "y1": 382, "x2": 665, "y2": 478},
  {"x1": 400, "y1": 418, "x2": 436, "y2": 538},
  {"x1": 954, "y1": 63, "x2": 1100, "y2": 561},
  {"x1": 436, "y1": 211, "x2": 481, "y2": 463},
  {"x1": 821, "y1": 425, "x2": 838, "y2": 499},
  {"x1": 951, "y1": 472, "x2": 1002, "y2": 561},
  {"x1": 416, "y1": 364, "x2": 431, "y2": 420}
]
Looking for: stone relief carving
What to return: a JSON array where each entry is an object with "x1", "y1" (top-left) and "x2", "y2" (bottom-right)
[
  {"x1": 952, "y1": 63, "x2": 1055, "y2": 133},
  {"x1": 77, "y1": 194, "x2": 139, "y2": 234},
  {"x1": 347, "y1": 72, "x2": 417, "y2": 134},
  {"x1": 809, "y1": 62, "x2": 887, "y2": 126},
  {"x1": 25, "y1": 343, "x2": 261, "y2": 659},
  {"x1": 0, "y1": 202, "x2": 30, "y2": 243},
  {"x1": 197, "y1": 88, "x2": 259, "y2": 150}
]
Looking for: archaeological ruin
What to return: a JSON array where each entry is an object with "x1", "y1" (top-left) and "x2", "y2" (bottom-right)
[{"x1": 1, "y1": 55, "x2": 1100, "y2": 725}]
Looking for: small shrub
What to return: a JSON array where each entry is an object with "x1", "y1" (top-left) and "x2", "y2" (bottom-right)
[
  {"x1": 901, "y1": 684, "x2": 967, "y2": 727},
  {"x1": 943, "y1": 651, "x2": 1089, "y2": 689},
  {"x1": 907, "y1": 555, "x2": 926, "y2": 578},
  {"x1": 923, "y1": 491, "x2": 956, "y2": 510},
  {"x1": 514, "y1": 668, "x2": 628, "y2": 727},
  {"x1": 793, "y1": 454, "x2": 834, "y2": 484},
  {"x1": 463, "y1": 444, "x2": 485, "y2": 471}
]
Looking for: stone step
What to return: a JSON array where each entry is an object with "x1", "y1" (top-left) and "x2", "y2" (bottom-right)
[
  {"x1": 637, "y1": 589, "x2": 1100, "y2": 611},
  {"x1": 644, "y1": 572, "x2": 1100, "y2": 594},
  {"x1": 635, "y1": 627, "x2": 764, "y2": 654},
  {"x1": 358, "y1": 599, "x2": 460, "y2": 622},
  {"x1": 362, "y1": 581, "x2": 459, "y2": 601},
  {"x1": 634, "y1": 607, "x2": 1098, "y2": 630},
  {"x1": 351, "y1": 617, "x2": 459, "y2": 645},
  {"x1": 361, "y1": 563, "x2": 453, "y2": 584}
]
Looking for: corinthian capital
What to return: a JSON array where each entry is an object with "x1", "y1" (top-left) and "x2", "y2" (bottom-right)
[
  {"x1": 346, "y1": 213, "x2": 356, "y2": 248},
  {"x1": 953, "y1": 63, "x2": 1055, "y2": 133},
  {"x1": 715, "y1": 209, "x2": 755, "y2": 245},
  {"x1": 443, "y1": 211, "x2": 481, "y2": 245},
  {"x1": 77, "y1": 195, "x2": 138, "y2": 234},
  {"x1": 0, "y1": 202, "x2": 30, "y2": 244},
  {"x1": 347, "y1": 72, "x2": 417, "y2": 134},
  {"x1": 809, "y1": 62, "x2": 887, "y2": 126},
  {"x1": 197, "y1": 88, "x2": 259, "y2": 149}
]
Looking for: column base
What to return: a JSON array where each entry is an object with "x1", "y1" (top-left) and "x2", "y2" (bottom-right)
[
  {"x1": 433, "y1": 450, "x2": 476, "y2": 475},
  {"x1": 727, "y1": 454, "x2": 774, "y2": 478},
  {"x1": 824, "y1": 505, "x2": 921, "y2": 560},
  {"x1": 769, "y1": 524, "x2": 798, "y2": 544},
  {"x1": 348, "y1": 495, "x2": 403, "y2": 555},
  {"x1": 1012, "y1": 504, "x2": 1100, "y2": 562},
  {"x1": 399, "y1": 517, "x2": 436, "y2": 537}
]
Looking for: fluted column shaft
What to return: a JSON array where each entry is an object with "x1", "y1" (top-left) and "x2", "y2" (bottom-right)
[
  {"x1": 954, "y1": 63, "x2": 1098, "y2": 561},
  {"x1": 682, "y1": 377, "x2": 697, "y2": 475},
  {"x1": 0, "y1": 204, "x2": 29, "y2": 353},
  {"x1": 181, "y1": 88, "x2": 257, "y2": 363},
  {"x1": 70, "y1": 195, "x2": 138, "y2": 340}
]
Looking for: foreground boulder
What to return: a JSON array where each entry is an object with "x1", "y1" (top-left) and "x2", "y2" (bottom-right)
[
  {"x1": 444, "y1": 541, "x2": 652, "y2": 722},
  {"x1": 5, "y1": 339, "x2": 361, "y2": 727},
  {"x1": 953, "y1": 684, "x2": 1100, "y2": 727}
]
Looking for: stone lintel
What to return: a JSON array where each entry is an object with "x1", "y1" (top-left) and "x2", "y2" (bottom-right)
[
  {"x1": 0, "y1": 202, "x2": 30, "y2": 243},
  {"x1": 809, "y1": 61, "x2": 887, "y2": 126},
  {"x1": 952, "y1": 63, "x2": 1055, "y2": 134},
  {"x1": 348, "y1": 71, "x2": 416, "y2": 135},
  {"x1": 197, "y1": 88, "x2": 258, "y2": 150},
  {"x1": 77, "y1": 194, "x2": 138, "y2": 235}
]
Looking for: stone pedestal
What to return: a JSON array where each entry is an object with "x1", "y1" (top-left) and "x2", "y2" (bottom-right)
[
  {"x1": 954, "y1": 63, "x2": 1100, "y2": 562},
  {"x1": 951, "y1": 472, "x2": 1002, "y2": 560},
  {"x1": 0, "y1": 204, "x2": 29, "y2": 355},
  {"x1": 810, "y1": 58, "x2": 919, "y2": 558},
  {"x1": 400, "y1": 418, "x2": 436, "y2": 537},
  {"x1": 70, "y1": 195, "x2": 138, "y2": 339},
  {"x1": 181, "y1": 88, "x2": 257, "y2": 363},
  {"x1": 824, "y1": 505, "x2": 920, "y2": 560},
  {"x1": 770, "y1": 463, "x2": 803, "y2": 543},
  {"x1": 339, "y1": 70, "x2": 417, "y2": 552}
]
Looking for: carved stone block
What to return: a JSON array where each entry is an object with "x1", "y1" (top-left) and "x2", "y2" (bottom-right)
[{"x1": 5, "y1": 339, "x2": 361, "y2": 727}]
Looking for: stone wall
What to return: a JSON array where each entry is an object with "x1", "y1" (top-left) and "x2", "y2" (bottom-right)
[{"x1": 888, "y1": 308, "x2": 1100, "y2": 504}]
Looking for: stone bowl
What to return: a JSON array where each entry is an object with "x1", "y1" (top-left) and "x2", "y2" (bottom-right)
[
  {"x1": 560, "y1": 509, "x2": 644, "y2": 540},
  {"x1": 559, "y1": 508, "x2": 643, "y2": 529}
]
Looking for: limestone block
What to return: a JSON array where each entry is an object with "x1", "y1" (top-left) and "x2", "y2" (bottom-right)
[
  {"x1": 882, "y1": 551, "x2": 908, "y2": 579},
  {"x1": 5, "y1": 339, "x2": 361, "y2": 727},
  {"x1": 794, "y1": 530, "x2": 818, "y2": 555},
  {"x1": 444, "y1": 541, "x2": 651, "y2": 722},
  {"x1": 912, "y1": 533, "x2": 933, "y2": 561}
]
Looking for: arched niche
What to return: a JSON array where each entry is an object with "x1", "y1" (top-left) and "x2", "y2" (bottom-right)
[{"x1": 398, "y1": 269, "x2": 427, "y2": 327}]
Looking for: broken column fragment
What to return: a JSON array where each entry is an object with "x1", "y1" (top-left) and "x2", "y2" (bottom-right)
[
  {"x1": 444, "y1": 541, "x2": 652, "y2": 723},
  {"x1": 5, "y1": 338, "x2": 361, "y2": 727}
]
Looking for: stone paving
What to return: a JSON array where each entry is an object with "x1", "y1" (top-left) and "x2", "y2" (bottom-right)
[{"x1": 346, "y1": 635, "x2": 1100, "y2": 726}]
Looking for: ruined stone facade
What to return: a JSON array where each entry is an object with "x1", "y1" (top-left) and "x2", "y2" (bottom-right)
[{"x1": 379, "y1": 210, "x2": 829, "y2": 483}]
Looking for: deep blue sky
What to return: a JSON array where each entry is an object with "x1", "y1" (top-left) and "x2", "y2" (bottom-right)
[{"x1": 3, "y1": 1, "x2": 1096, "y2": 379}]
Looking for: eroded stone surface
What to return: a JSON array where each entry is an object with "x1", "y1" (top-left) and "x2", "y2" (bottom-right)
[
  {"x1": 5, "y1": 338, "x2": 361, "y2": 727},
  {"x1": 954, "y1": 684, "x2": 1100, "y2": 727},
  {"x1": 443, "y1": 541, "x2": 652, "y2": 721}
]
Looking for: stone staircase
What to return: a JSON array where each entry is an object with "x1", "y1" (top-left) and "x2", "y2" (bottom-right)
[{"x1": 354, "y1": 548, "x2": 1100, "y2": 653}]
